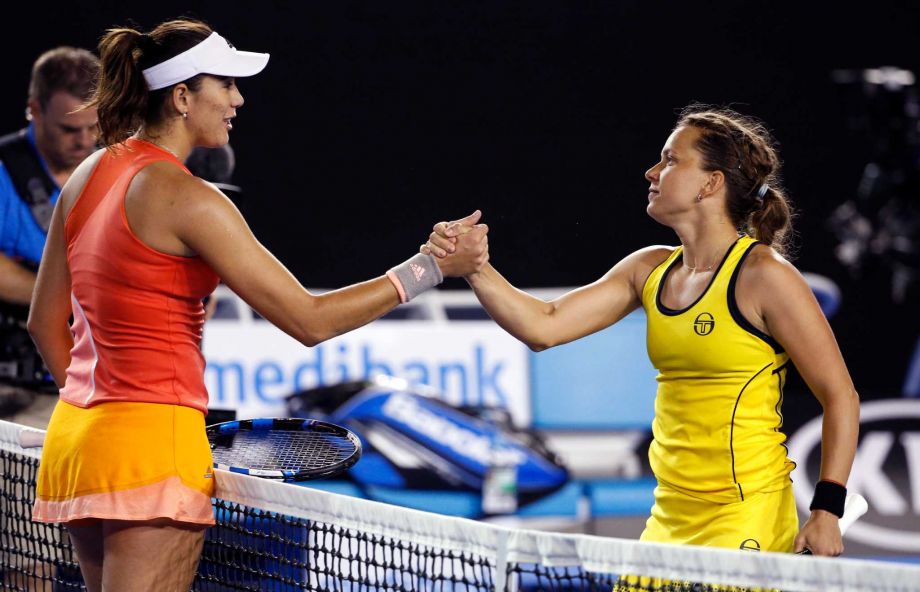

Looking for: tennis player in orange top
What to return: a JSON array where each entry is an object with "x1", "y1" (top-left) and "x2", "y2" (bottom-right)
[{"x1": 26, "y1": 18, "x2": 487, "y2": 592}]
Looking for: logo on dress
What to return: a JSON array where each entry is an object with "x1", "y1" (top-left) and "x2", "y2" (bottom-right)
[
  {"x1": 693, "y1": 312, "x2": 715, "y2": 336},
  {"x1": 204, "y1": 466, "x2": 213, "y2": 479},
  {"x1": 740, "y1": 538, "x2": 761, "y2": 551}
]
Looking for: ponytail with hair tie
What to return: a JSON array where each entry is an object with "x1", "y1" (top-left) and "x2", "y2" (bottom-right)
[{"x1": 137, "y1": 31, "x2": 156, "y2": 55}]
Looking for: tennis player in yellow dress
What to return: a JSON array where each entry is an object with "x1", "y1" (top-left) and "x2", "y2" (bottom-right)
[{"x1": 424, "y1": 106, "x2": 859, "y2": 570}]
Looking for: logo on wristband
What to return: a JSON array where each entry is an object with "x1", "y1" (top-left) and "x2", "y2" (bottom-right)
[{"x1": 411, "y1": 263, "x2": 426, "y2": 282}]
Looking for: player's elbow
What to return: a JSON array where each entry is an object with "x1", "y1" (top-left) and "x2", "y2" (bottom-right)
[
  {"x1": 818, "y1": 386, "x2": 861, "y2": 420},
  {"x1": 524, "y1": 331, "x2": 560, "y2": 352},
  {"x1": 296, "y1": 328, "x2": 326, "y2": 348},
  {"x1": 300, "y1": 335, "x2": 322, "y2": 348},
  {"x1": 845, "y1": 387, "x2": 861, "y2": 417},
  {"x1": 289, "y1": 293, "x2": 335, "y2": 347},
  {"x1": 26, "y1": 311, "x2": 58, "y2": 356},
  {"x1": 26, "y1": 309, "x2": 51, "y2": 342},
  {"x1": 294, "y1": 318, "x2": 339, "y2": 348},
  {"x1": 525, "y1": 303, "x2": 570, "y2": 352},
  {"x1": 527, "y1": 340, "x2": 551, "y2": 352},
  {"x1": 833, "y1": 387, "x2": 861, "y2": 409},
  {"x1": 25, "y1": 314, "x2": 39, "y2": 339}
]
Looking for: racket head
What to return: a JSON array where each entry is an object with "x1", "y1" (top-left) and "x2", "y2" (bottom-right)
[{"x1": 206, "y1": 417, "x2": 362, "y2": 481}]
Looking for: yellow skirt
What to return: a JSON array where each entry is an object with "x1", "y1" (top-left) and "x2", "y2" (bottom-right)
[
  {"x1": 641, "y1": 481, "x2": 798, "y2": 551},
  {"x1": 615, "y1": 482, "x2": 798, "y2": 592},
  {"x1": 32, "y1": 400, "x2": 215, "y2": 525}
]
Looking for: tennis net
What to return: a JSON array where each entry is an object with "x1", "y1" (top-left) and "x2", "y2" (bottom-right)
[{"x1": 2, "y1": 418, "x2": 919, "y2": 592}]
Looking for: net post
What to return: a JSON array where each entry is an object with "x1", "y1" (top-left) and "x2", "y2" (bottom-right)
[{"x1": 494, "y1": 527, "x2": 509, "y2": 592}]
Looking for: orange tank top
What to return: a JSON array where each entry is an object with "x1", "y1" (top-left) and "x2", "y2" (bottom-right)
[{"x1": 59, "y1": 138, "x2": 219, "y2": 413}]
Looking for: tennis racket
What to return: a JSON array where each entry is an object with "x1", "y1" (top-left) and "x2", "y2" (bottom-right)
[
  {"x1": 798, "y1": 493, "x2": 868, "y2": 555},
  {"x1": 207, "y1": 418, "x2": 362, "y2": 481}
]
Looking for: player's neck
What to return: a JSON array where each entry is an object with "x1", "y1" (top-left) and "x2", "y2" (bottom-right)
[
  {"x1": 136, "y1": 126, "x2": 191, "y2": 162},
  {"x1": 677, "y1": 227, "x2": 740, "y2": 274}
]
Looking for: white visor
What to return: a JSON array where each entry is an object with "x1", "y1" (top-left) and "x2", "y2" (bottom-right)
[{"x1": 142, "y1": 32, "x2": 269, "y2": 91}]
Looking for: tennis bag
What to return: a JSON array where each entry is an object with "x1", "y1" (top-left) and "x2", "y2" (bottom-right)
[{"x1": 286, "y1": 379, "x2": 569, "y2": 508}]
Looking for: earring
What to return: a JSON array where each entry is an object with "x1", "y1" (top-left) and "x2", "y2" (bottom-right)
[
  {"x1": 182, "y1": 112, "x2": 188, "y2": 119},
  {"x1": 696, "y1": 192, "x2": 703, "y2": 202}
]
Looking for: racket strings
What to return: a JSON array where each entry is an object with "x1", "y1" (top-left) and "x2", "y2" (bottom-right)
[{"x1": 211, "y1": 430, "x2": 356, "y2": 472}]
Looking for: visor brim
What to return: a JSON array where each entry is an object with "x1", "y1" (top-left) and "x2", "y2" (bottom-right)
[{"x1": 204, "y1": 50, "x2": 270, "y2": 79}]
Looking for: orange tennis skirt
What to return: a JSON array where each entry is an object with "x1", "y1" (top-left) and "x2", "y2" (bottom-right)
[{"x1": 32, "y1": 400, "x2": 215, "y2": 525}]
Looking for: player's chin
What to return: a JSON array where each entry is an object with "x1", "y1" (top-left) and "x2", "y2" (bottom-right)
[
  {"x1": 645, "y1": 203, "x2": 667, "y2": 224},
  {"x1": 202, "y1": 133, "x2": 231, "y2": 149}
]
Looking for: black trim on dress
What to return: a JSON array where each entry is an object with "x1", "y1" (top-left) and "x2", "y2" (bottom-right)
[
  {"x1": 656, "y1": 236, "x2": 743, "y2": 317},
  {"x1": 730, "y1": 362, "x2": 773, "y2": 501},
  {"x1": 726, "y1": 241, "x2": 785, "y2": 354}
]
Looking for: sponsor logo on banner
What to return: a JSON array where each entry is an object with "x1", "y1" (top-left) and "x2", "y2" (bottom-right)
[
  {"x1": 787, "y1": 399, "x2": 920, "y2": 552},
  {"x1": 202, "y1": 321, "x2": 530, "y2": 424}
]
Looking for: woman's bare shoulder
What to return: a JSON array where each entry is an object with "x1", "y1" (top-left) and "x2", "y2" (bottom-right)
[{"x1": 58, "y1": 148, "x2": 106, "y2": 215}]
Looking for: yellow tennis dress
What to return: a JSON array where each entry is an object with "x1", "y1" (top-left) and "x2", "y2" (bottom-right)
[
  {"x1": 641, "y1": 235, "x2": 797, "y2": 550},
  {"x1": 616, "y1": 236, "x2": 797, "y2": 591}
]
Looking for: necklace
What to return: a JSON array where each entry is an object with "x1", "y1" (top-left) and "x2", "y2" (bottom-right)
[
  {"x1": 683, "y1": 242, "x2": 733, "y2": 272},
  {"x1": 684, "y1": 261, "x2": 716, "y2": 272},
  {"x1": 137, "y1": 134, "x2": 180, "y2": 159}
]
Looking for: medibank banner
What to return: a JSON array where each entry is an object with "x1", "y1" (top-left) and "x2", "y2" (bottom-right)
[{"x1": 202, "y1": 321, "x2": 530, "y2": 425}]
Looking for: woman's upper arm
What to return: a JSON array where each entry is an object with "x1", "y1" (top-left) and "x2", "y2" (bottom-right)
[
  {"x1": 753, "y1": 254, "x2": 857, "y2": 405},
  {"x1": 535, "y1": 245, "x2": 671, "y2": 347},
  {"x1": 26, "y1": 150, "x2": 106, "y2": 331},
  {"x1": 28, "y1": 196, "x2": 72, "y2": 330},
  {"x1": 169, "y1": 180, "x2": 319, "y2": 336}
]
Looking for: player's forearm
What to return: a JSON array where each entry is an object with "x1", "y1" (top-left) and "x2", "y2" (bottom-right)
[
  {"x1": 817, "y1": 387, "x2": 860, "y2": 484},
  {"x1": 306, "y1": 277, "x2": 403, "y2": 344},
  {"x1": 253, "y1": 276, "x2": 401, "y2": 348},
  {"x1": 0, "y1": 254, "x2": 36, "y2": 305},
  {"x1": 466, "y1": 264, "x2": 557, "y2": 351}
]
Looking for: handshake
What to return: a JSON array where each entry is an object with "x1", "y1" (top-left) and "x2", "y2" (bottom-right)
[{"x1": 421, "y1": 209, "x2": 490, "y2": 279}]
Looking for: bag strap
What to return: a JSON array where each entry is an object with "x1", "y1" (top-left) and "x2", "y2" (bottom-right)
[{"x1": 0, "y1": 128, "x2": 56, "y2": 232}]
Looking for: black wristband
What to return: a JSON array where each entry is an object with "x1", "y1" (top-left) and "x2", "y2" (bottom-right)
[{"x1": 809, "y1": 480, "x2": 846, "y2": 518}]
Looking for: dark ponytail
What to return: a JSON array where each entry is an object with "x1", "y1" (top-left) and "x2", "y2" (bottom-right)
[
  {"x1": 89, "y1": 28, "x2": 149, "y2": 146},
  {"x1": 750, "y1": 186, "x2": 794, "y2": 252},
  {"x1": 86, "y1": 19, "x2": 213, "y2": 147},
  {"x1": 677, "y1": 105, "x2": 796, "y2": 258}
]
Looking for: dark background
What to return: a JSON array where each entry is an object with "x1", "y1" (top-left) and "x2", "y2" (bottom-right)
[{"x1": 3, "y1": 1, "x2": 918, "y2": 397}]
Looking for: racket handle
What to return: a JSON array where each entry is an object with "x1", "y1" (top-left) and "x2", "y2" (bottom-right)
[
  {"x1": 798, "y1": 493, "x2": 868, "y2": 556},
  {"x1": 19, "y1": 428, "x2": 46, "y2": 449}
]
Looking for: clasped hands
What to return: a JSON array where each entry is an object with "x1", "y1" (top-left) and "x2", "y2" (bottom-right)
[{"x1": 422, "y1": 210, "x2": 489, "y2": 278}]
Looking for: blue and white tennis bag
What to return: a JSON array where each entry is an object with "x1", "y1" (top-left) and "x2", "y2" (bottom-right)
[{"x1": 286, "y1": 378, "x2": 569, "y2": 509}]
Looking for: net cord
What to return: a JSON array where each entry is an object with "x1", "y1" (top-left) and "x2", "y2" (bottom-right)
[{"x1": 3, "y1": 418, "x2": 920, "y2": 592}]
